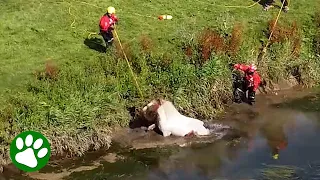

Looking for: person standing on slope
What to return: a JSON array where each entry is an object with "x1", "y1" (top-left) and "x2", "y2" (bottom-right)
[
  {"x1": 99, "y1": 6, "x2": 118, "y2": 50},
  {"x1": 263, "y1": 0, "x2": 289, "y2": 13},
  {"x1": 233, "y1": 63, "x2": 261, "y2": 105}
]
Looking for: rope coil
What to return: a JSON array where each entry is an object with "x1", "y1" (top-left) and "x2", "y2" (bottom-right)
[{"x1": 68, "y1": 7, "x2": 76, "y2": 28}]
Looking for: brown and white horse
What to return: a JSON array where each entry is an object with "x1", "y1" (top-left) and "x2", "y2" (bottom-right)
[{"x1": 142, "y1": 99, "x2": 212, "y2": 137}]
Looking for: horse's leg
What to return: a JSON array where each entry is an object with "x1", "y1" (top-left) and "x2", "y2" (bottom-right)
[{"x1": 147, "y1": 124, "x2": 156, "y2": 131}]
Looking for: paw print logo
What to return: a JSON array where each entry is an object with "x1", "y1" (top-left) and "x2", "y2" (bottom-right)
[{"x1": 10, "y1": 131, "x2": 51, "y2": 172}]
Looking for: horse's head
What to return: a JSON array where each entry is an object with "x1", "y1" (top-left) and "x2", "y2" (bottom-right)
[{"x1": 142, "y1": 99, "x2": 165, "y2": 122}]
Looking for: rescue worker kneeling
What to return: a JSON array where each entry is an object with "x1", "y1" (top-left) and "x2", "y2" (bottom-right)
[
  {"x1": 233, "y1": 63, "x2": 261, "y2": 104},
  {"x1": 99, "y1": 6, "x2": 118, "y2": 49}
]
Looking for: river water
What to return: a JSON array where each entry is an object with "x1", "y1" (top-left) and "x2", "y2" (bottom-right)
[{"x1": 1, "y1": 89, "x2": 320, "y2": 180}]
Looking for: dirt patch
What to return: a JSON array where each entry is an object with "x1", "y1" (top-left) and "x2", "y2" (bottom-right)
[
  {"x1": 26, "y1": 153, "x2": 125, "y2": 180},
  {"x1": 257, "y1": 75, "x2": 299, "y2": 95},
  {"x1": 101, "y1": 153, "x2": 125, "y2": 163}
]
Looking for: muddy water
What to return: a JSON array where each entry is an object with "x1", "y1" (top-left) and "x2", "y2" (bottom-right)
[{"x1": 2, "y1": 89, "x2": 320, "y2": 180}]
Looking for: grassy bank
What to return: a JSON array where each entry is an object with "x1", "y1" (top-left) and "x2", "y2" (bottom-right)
[{"x1": 1, "y1": 0, "x2": 320, "y2": 167}]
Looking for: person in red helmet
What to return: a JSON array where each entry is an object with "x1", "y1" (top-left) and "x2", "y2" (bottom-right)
[
  {"x1": 99, "y1": 6, "x2": 119, "y2": 50},
  {"x1": 233, "y1": 63, "x2": 261, "y2": 104}
]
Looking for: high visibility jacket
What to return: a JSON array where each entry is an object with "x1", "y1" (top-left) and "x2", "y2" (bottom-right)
[
  {"x1": 234, "y1": 64, "x2": 261, "y2": 91},
  {"x1": 99, "y1": 14, "x2": 118, "y2": 32}
]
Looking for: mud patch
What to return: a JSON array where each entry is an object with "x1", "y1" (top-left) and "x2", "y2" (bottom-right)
[
  {"x1": 26, "y1": 153, "x2": 126, "y2": 180},
  {"x1": 112, "y1": 125, "x2": 230, "y2": 151},
  {"x1": 257, "y1": 75, "x2": 299, "y2": 95},
  {"x1": 27, "y1": 164, "x2": 100, "y2": 180},
  {"x1": 26, "y1": 163, "x2": 101, "y2": 180},
  {"x1": 101, "y1": 153, "x2": 125, "y2": 163}
]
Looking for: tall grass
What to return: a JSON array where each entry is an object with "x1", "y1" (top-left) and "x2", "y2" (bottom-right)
[{"x1": 0, "y1": 0, "x2": 320, "y2": 168}]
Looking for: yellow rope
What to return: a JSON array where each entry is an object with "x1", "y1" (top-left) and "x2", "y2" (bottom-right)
[
  {"x1": 195, "y1": 0, "x2": 262, "y2": 8},
  {"x1": 259, "y1": 0, "x2": 287, "y2": 64},
  {"x1": 76, "y1": 1, "x2": 102, "y2": 9},
  {"x1": 69, "y1": 5, "x2": 99, "y2": 37},
  {"x1": 268, "y1": 3, "x2": 286, "y2": 42},
  {"x1": 113, "y1": 28, "x2": 144, "y2": 98},
  {"x1": 224, "y1": 0, "x2": 262, "y2": 8},
  {"x1": 87, "y1": 32, "x2": 99, "y2": 39},
  {"x1": 131, "y1": 12, "x2": 156, "y2": 19},
  {"x1": 68, "y1": 6, "x2": 76, "y2": 28}
]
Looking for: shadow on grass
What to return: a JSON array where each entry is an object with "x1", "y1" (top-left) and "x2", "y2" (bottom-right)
[
  {"x1": 271, "y1": 93, "x2": 320, "y2": 112},
  {"x1": 84, "y1": 37, "x2": 106, "y2": 53}
]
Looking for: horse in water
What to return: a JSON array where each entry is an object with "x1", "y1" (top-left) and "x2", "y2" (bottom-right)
[{"x1": 141, "y1": 99, "x2": 229, "y2": 137}]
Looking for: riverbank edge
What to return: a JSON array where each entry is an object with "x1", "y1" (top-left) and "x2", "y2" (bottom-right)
[{"x1": 0, "y1": 76, "x2": 301, "y2": 173}]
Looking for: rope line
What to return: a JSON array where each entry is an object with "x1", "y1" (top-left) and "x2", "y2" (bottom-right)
[
  {"x1": 194, "y1": 0, "x2": 262, "y2": 8},
  {"x1": 224, "y1": 0, "x2": 262, "y2": 8},
  {"x1": 87, "y1": 32, "x2": 99, "y2": 39},
  {"x1": 258, "y1": 0, "x2": 287, "y2": 64},
  {"x1": 68, "y1": 6, "x2": 76, "y2": 28},
  {"x1": 113, "y1": 28, "x2": 144, "y2": 98},
  {"x1": 76, "y1": 1, "x2": 102, "y2": 9},
  {"x1": 267, "y1": 2, "x2": 286, "y2": 42}
]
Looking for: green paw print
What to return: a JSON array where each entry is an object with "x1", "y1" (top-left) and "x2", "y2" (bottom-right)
[{"x1": 10, "y1": 131, "x2": 51, "y2": 172}]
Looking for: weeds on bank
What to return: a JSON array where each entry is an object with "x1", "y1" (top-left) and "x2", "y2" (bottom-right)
[
  {"x1": 0, "y1": 57, "x2": 132, "y2": 159},
  {"x1": 199, "y1": 29, "x2": 226, "y2": 61},
  {"x1": 262, "y1": 18, "x2": 320, "y2": 86},
  {"x1": 267, "y1": 19, "x2": 301, "y2": 57},
  {"x1": 314, "y1": 11, "x2": 320, "y2": 55},
  {"x1": 227, "y1": 23, "x2": 244, "y2": 57},
  {"x1": 139, "y1": 35, "x2": 154, "y2": 54},
  {"x1": 181, "y1": 23, "x2": 244, "y2": 69},
  {"x1": 34, "y1": 60, "x2": 59, "y2": 81},
  {"x1": 198, "y1": 23, "x2": 244, "y2": 63}
]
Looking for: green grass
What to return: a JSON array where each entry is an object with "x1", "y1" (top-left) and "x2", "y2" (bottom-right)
[
  {"x1": 1, "y1": 0, "x2": 320, "y2": 167},
  {"x1": 258, "y1": 163, "x2": 320, "y2": 180}
]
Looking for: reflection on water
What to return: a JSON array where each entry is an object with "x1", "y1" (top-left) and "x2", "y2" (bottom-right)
[{"x1": 141, "y1": 110, "x2": 320, "y2": 180}]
